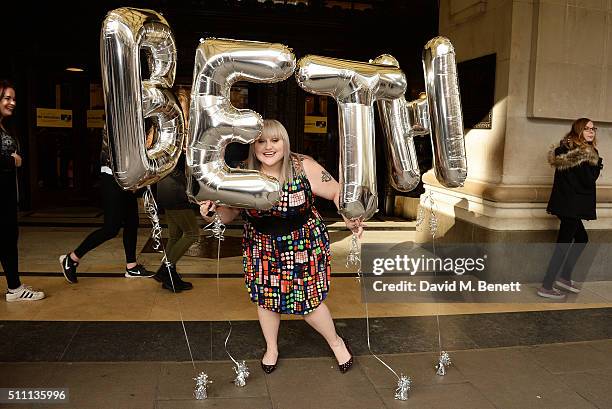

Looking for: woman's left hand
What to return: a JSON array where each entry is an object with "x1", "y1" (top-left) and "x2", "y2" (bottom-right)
[{"x1": 344, "y1": 218, "x2": 365, "y2": 239}]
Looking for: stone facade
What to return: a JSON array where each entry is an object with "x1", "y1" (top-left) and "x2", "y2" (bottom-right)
[{"x1": 412, "y1": 0, "x2": 612, "y2": 244}]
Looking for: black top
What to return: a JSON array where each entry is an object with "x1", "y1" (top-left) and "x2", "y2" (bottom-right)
[
  {"x1": 156, "y1": 154, "x2": 198, "y2": 211},
  {"x1": 546, "y1": 141, "x2": 602, "y2": 220},
  {"x1": 0, "y1": 127, "x2": 18, "y2": 170}
]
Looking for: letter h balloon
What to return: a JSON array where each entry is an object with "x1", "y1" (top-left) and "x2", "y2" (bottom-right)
[{"x1": 100, "y1": 7, "x2": 467, "y2": 221}]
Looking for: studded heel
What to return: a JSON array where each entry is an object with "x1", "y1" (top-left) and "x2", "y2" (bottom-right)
[{"x1": 337, "y1": 336, "x2": 353, "y2": 374}]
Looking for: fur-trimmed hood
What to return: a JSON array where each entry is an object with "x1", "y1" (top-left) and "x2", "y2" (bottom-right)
[{"x1": 548, "y1": 143, "x2": 600, "y2": 170}]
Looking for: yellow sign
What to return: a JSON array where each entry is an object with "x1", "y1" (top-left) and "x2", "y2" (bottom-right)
[
  {"x1": 304, "y1": 115, "x2": 327, "y2": 134},
  {"x1": 87, "y1": 110, "x2": 105, "y2": 128},
  {"x1": 36, "y1": 108, "x2": 73, "y2": 128}
]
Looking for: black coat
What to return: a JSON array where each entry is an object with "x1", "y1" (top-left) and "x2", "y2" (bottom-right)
[{"x1": 546, "y1": 141, "x2": 602, "y2": 220}]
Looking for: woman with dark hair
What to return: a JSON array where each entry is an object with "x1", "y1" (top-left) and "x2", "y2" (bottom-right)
[
  {"x1": 538, "y1": 118, "x2": 603, "y2": 299},
  {"x1": 0, "y1": 80, "x2": 45, "y2": 301},
  {"x1": 199, "y1": 119, "x2": 363, "y2": 374}
]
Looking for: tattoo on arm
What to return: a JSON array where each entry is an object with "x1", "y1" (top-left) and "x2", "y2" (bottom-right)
[{"x1": 321, "y1": 170, "x2": 332, "y2": 182}]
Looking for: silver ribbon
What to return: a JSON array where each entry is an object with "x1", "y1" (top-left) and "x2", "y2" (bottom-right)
[
  {"x1": 394, "y1": 374, "x2": 412, "y2": 401},
  {"x1": 203, "y1": 212, "x2": 226, "y2": 241},
  {"x1": 346, "y1": 233, "x2": 361, "y2": 268},
  {"x1": 143, "y1": 188, "x2": 164, "y2": 251},
  {"x1": 233, "y1": 361, "x2": 250, "y2": 388},
  {"x1": 225, "y1": 321, "x2": 250, "y2": 387},
  {"x1": 193, "y1": 372, "x2": 212, "y2": 400},
  {"x1": 435, "y1": 351, "x2": 452, "y2": 376},
  {"x1": 416, "y1": 190, "x2": 438, "y2": 239}
]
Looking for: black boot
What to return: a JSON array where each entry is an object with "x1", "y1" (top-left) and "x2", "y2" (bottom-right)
[
  {"x1": 152, "y1": 264, "x2": 167, "y2": 283},
  {"x1": 161, "y1": 263, "x2": 193, "y2": 292}
]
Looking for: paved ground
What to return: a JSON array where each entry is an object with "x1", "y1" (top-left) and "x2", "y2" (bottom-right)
[
  {"x1": 2, "y1": 222, "x2": 612, "y2": 408},
  {"x1": 1, "y1": 340, "x2": 612, "y2": 409}
]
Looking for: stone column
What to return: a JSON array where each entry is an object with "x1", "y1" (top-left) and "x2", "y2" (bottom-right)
[{"x1": 415, "y1": 0, "x2": 612, "y2": 244}]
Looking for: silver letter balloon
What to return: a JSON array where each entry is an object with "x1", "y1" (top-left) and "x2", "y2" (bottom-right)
[
  {"x1": 371, "y1": 54, "x2": 421, "y2": 192},
  {"x1": 422, "y1": 37, "x2": 467, "y2": 188},
  {"x1": 100, "y1": 7, "x2": 185, "y2": 190},
  {"x1": 296, "y1": 56, "x2": 407, "y2": 221},
  {"x1": 374, "y1": 37, "x2": 467, "y2": 190},
  {"x1": 186, "y1": 38, "x2": 296, "y2": 209}
]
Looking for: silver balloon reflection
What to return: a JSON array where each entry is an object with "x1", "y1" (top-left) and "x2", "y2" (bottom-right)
[
  {"x1": 100, "y1": 7, "x2": 184, "y2": 190},
  {"x1": 296, "y1": 56, "x2": 406, "y2": 220},
  {"x1": 406, "y1": 93, "x2": 430, "y2": 136},
  {"x1": 187, "y1": 38, "x2": 295, "y2": 209},
  {"x1": 423, "y1": 37, "x2": 467, "y2": 188},
  {"x1": 371, "y1": 55, "x2": 420, "y2": 192}
]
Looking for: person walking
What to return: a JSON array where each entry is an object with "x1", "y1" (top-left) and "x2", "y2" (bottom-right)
[
  {"x1": 538, "y1": 118, "x2": 603, "y2": 299},
  {"x1": 59, "y1": 127, "x2": 153, "y2": 283}
]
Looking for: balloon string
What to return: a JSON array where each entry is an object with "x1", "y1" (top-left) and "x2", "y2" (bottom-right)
[
  {"x1": 216, "y1": 228, "x2": 222, "y2": 297},
  {"x1": 204, "y1": 214, "x2": 242, "y2": 370},
  {"x1": 429, "y1": 194, "x2": 443, "y2": 355},
  {"x1": 416, "y1": 190, "x2": 443, "y2": 354},
  {"x1": 362, "y1": 277, "x2": 401, "y2": 381},
  {"x1": 143, "y1": 187, "x2": 196, "y2": 370},
  {"x1": 354, "y1": 249, "x2": 401, "y2": 381},
  {"x1": 224, "y1": 321, "x2": 239, "y2": 367}
]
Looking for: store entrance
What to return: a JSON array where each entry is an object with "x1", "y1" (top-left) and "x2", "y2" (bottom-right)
[{"x1": 27, "y1": 71, "x2": 104, "y2": 214}]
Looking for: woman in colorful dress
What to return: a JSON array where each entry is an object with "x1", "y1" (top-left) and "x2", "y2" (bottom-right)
[{"x1": 199, "y1": 119, "x2": 362, "y2": 374}]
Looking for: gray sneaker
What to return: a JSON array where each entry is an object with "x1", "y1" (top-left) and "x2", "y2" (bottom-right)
[
  {"x1": 555, "y1": 278, "x2": 581, "y2": 294},
  {"x1": 537, "y1": 287, "x2": 566, "y2": 300}
]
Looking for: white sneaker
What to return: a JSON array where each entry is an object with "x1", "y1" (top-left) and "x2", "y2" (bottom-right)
[{"x1": 6, "y1": 285, "x2": 45, "y2": 302}]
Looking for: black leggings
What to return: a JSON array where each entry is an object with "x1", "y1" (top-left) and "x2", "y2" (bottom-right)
[
  {"x1": 542, "y1": 217, "x2": 588, "y2": 289},
  {"x1": 74, "y1": 173, "x2": 139, "y2": 263},
  {"x1": 1, "y1": 172, "x2": 20, "y2": 290},
  {"x1": 0, "y1": 219, "x2": 20, "y2": 290}
]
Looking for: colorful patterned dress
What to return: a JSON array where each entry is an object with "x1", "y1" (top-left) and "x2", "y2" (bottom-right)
[{"x1": 243, "y1": 154, "x2": 331, "y2": 315}]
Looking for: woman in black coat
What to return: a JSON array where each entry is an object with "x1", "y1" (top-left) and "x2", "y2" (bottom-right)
[{"x1": 538, "y1": 118, "x2": 603, "y2": 299}]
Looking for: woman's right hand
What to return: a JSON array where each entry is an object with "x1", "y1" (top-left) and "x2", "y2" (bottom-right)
[
  {"x1": 198, "y1": 200, "x2": 216, "y2": 221},
  {"x1": 11, "y1": 153, "x2": 22, "y2": 168}
]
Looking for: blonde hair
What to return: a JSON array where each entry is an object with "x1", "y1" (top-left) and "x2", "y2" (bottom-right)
[{"x1": 248, "y1": 119, "x2": 292, "y2": 186}]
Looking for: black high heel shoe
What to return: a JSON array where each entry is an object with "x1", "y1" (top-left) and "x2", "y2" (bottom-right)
[
  {"x1": 337, "y1": 336, "x2": 353, "y2": 373},
  {"x1": 261, "y1": 353, "x2": 278, "y2": 374}
]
